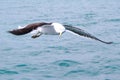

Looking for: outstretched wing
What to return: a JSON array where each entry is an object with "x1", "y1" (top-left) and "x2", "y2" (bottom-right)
[
  {"x1": 8, "y1": 22, "x2": 50, "y2": 35},
  {"x1": 64, "y1": 25, "x2": 113, "y2": 44}
]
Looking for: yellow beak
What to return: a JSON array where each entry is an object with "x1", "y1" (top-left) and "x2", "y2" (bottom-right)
[{"x1": 59, "y1": 32, "x2": 62, "y2": 36}]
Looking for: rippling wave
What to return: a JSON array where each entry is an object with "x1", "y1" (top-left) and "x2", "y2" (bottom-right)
[{"x1": 0, "y1": 0, "x2": 120, "y2": 80}]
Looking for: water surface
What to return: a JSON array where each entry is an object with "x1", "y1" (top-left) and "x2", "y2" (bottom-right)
[{"x1": 0, "y1": 0, "x2": 120, "y2": 80}]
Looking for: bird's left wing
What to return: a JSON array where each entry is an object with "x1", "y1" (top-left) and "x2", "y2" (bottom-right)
[{"x1": 64, "y1": 25, "x2": 113, "y2": 44}]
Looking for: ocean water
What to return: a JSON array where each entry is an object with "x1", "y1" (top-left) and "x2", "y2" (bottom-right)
[{"x1": 0, "y1": 0, "x2": 120, "y2": 80}]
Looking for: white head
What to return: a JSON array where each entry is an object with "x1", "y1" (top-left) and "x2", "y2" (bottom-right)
[{"x1": 52, "y1": 22, "x2": 65, "y2": 36}]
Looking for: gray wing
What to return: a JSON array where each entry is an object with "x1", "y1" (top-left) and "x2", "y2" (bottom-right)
[
  {"x1": 8, "y1": 22, "x2": 51, "y2": 35},
  {"x1": 64, "y1": 25, "x2": 113, "y2": 44}
]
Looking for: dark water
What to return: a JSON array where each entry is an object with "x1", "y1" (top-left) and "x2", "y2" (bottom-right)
[{"x1": 0, "y1": 0, "x2": 120, "y2": 80}]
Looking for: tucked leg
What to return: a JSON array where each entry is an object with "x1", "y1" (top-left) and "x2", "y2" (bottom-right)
[{"x1": 31, "y1": 32, "x2": 43, "y2": 38}]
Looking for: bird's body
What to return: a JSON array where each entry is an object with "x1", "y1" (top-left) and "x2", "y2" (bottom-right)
[
  {"x1": 8, "y1": 22, "x2": 113, "y2": 44},
  {"x1": 36, "y1": 23, "x2": 65, "y2": 35},
  {"x1": 39, "y1": 25, "x2": 57, "y2": 35}
]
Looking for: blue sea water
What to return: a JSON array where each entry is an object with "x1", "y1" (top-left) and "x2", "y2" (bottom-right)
[{"x1": 0, "y1": 0, "x2": 120, "y2": 80}]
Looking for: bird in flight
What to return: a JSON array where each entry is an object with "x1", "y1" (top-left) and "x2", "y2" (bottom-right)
[{"x1": 8, "y1": 22, "x2": 113, "y2": 44}]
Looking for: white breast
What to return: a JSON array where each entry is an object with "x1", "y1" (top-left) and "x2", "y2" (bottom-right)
[{"x1": 38, "y1": 25, "x2": 59, "y2": 35}]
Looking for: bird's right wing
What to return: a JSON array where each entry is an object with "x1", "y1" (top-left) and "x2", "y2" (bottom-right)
[
  {"x1": 64, "y1": 25, "x2": 113, "y2": 44},
  {"x1": 8, "y1": 22, "x2": 50, "y2": 35}
]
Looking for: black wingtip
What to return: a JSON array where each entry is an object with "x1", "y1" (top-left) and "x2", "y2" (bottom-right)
[
  {"x1": 104, "y1": 41, "x2": 113, "y2": 44},
  {"x1": 8, "y1": 30, "x2": 13, "y2": 34},
  {"x1": 96, "y1": 38, "x2": 113, "y2": 44},
  {"x1": 7, "y1": 30, "x2": 20, "y2": 35},
  {"x1": 8, "y1": 30, "x2": 15, "y2": 35},
  {"x1": 98, "y1": 39, "x2": 113, "y2": 44}
]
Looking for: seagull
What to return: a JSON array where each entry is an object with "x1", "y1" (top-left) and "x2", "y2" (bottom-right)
[{"x1": 8, "y1": 22, "x2": 113, "y2": 44}]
